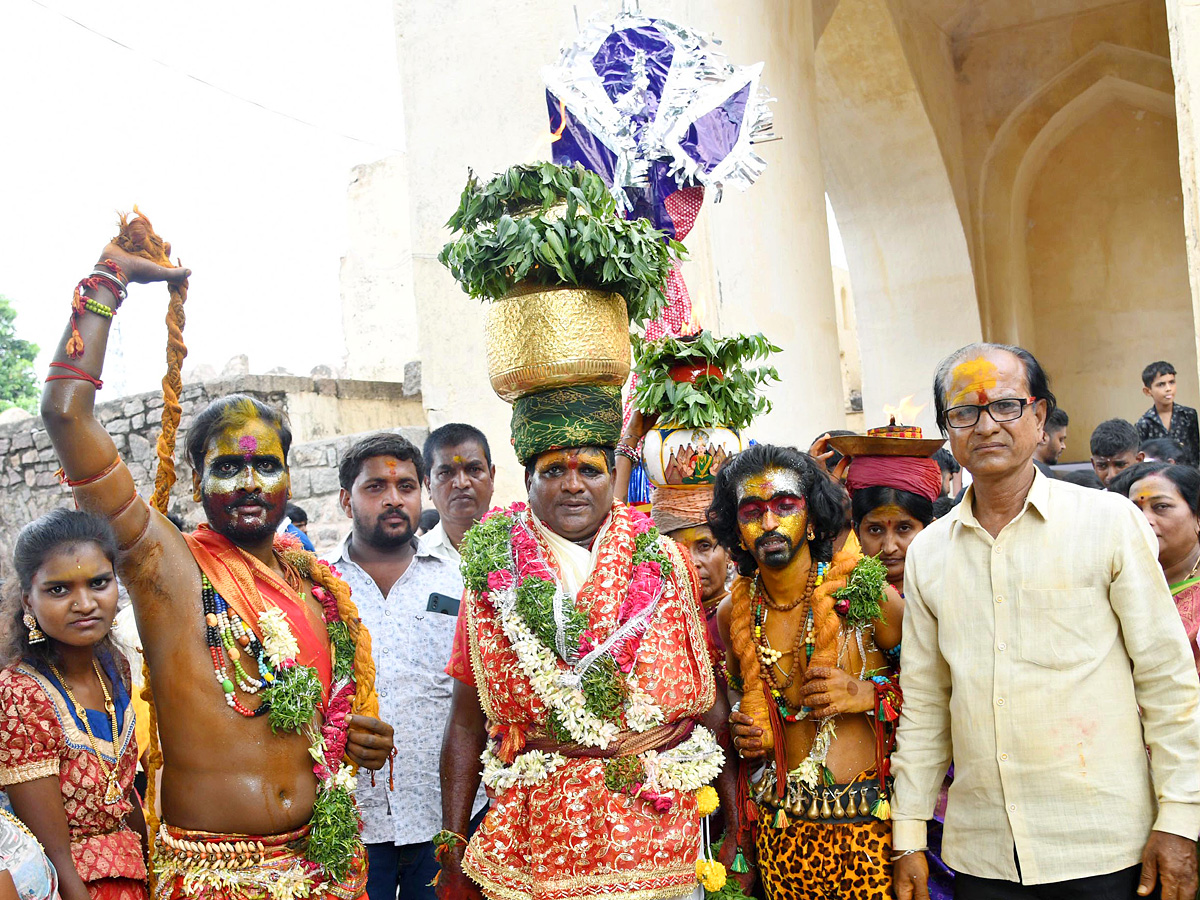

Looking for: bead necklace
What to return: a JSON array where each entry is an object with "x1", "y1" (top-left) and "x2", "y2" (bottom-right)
[
  {"x1": 752, "y1": 562, "x2": 827, "y2": 722},
  {"x1": 202, "y1": 575, "x2": 271, "y2": 718},
  {"x1": 46, "y1": 658, "x2": 124, "y2": 804}
]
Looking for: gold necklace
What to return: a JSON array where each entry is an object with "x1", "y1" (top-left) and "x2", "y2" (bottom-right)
[{"x1": 47, "y1": 658, "x2": 123, "y2": 805}]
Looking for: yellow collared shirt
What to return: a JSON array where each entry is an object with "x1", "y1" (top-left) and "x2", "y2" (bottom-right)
[{"x1": 891, "y1": 466, "x2": 1200, "y2": 884}]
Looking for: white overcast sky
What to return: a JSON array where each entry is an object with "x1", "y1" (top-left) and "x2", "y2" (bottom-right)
[
  {"x1": 0, "y1": 0, "x2": 847, "y2": 400},
  {"x1": 0, "y1": 0, "x2": 404, "y2": 396}
]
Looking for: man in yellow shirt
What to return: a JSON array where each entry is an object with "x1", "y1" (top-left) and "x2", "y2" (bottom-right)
[{"x1": 892, "y1": 342, "x2": 1200, "y2": 900}]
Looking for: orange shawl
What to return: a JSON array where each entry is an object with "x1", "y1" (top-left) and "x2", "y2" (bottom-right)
[{"x1": 185, "y1": 525, "x2": 332, "y2": 696}]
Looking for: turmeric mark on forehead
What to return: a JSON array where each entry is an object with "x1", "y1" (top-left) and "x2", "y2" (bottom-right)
[{"x1": 949, "y1": 357, "x2": 999, "y2": 406}]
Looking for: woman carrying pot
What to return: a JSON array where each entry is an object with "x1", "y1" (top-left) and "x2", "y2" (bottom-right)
[{"x1": 832, "y1": 433, "x2": 952, "y2": 900}]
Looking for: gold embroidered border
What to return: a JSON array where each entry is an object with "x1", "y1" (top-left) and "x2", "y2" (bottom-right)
[
  {"x1": 463, "y1": 847, "x2": 696, "y2": 900},
  {"x1": 18, "y1": 663, "x2": 134, "y2": 764},
  {"x1": 0, "y1": 757, "x2": 58, "y2": 785},
  {"x1": 660, "y1": 538, "x2": 716, "y2": 717}
]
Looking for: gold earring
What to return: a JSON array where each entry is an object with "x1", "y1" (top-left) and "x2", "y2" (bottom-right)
[
  {"x1": 807, "y1": 524, "x2": 816, "y2": 541},
  {"x1": 23, "y1": 613, "x2": 45, "y2": 644}
]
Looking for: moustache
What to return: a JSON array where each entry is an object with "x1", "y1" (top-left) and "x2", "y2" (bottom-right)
[
  {"x1": 228, "y1": 494, "x2": 268, "y2": 509},
  {"x1": 755, "y1": 531, "x2": 793, "y2": 552},
  {"x1": 377, "y1": 511, "x2": 411, "y2": 526}
]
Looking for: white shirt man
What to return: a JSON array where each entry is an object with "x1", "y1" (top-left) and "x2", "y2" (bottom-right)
[{"x1": 892, "y1": 343, "x2": 1200, "y2": 900}]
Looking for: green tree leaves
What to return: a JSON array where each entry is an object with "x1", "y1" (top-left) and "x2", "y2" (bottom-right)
[{"x1": 0, "y1": 296, "x2": 39, "y2": 414}]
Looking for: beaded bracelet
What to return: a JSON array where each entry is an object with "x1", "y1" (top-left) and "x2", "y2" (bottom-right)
[
  {"x1": 83, "y1": 297, "x2": 114, "y2": 319},
  {"x1": 614, "y1": 443, "x2": 640, "y2": 464}
]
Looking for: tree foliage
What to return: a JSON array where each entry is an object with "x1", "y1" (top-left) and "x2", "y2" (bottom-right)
[{"x1": 0, "y1": 296, "x2": 39, "y2": 414}]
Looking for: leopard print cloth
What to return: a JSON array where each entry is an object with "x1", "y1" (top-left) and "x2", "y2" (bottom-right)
[{"x1": 756, "y1": 817, "x2": 892, "y2": 900}]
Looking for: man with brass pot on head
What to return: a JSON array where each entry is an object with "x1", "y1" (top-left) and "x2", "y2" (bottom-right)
[{"x1": 436, "y1": 382, "x2": 742, "y2": 900}]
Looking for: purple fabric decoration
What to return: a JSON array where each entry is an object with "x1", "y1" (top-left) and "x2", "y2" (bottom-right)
[{"x1": 680, "y1": 82, "x2": 751, "y2": 174}]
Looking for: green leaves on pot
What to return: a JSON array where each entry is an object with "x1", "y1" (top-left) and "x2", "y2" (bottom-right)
[
  {"x1": 438, "y1": 162, "x2": 685, "y2": 327},
  {"x1": 630, "y1": 331, "x2": 781, "y2": 431}
]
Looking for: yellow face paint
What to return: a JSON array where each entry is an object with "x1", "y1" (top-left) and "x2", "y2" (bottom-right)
[
  {"x1": 735, "y1": 468, "x2": 808, "y2": 558},
  {"x1": 870, "y1": 504, "x2": 905, "y2": 520},
  {"x1": 947, "y1": 356, "x2": 1000, "y2": 407}
]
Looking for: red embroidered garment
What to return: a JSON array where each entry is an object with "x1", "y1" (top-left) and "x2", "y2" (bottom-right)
[
  {"x1": 456, "y1": 503, "x2": 715, "y2": 900},
  {"x1": 0, "y1": 664, "x2": 147, "y2": 895},
  {"x1": 185, "y1": 526, "x2": 332, "y2": 695}
]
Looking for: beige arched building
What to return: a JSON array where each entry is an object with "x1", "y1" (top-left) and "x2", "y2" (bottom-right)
[{"x1": 342, "y1": 0, "x2": 1200, "y2": 496}]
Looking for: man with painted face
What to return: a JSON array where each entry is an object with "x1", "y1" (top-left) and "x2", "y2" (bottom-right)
[
  {"x1": 711, "y1": 444, "x2": 905, "y2": 899},
  {"x1": 437, "y1": 384, "x2": 739, "y2": 900},
  {"x1": 892, "y1": 342, "x2": 1200, "y2": 900},
  {"x1": 40, "y1": 233, "x2": 394, "y2": 900}
]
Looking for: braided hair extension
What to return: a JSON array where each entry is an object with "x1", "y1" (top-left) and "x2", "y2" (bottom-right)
[{"x1": 108, "y1": 210, "x2": 187, "y2": 854}]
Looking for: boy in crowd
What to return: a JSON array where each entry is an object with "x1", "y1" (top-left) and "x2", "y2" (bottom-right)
[
  {"x1": 1136, "y1": 361, "x2": 1199, "y2": 468},
  {"x1": 1090, "y1": 418, "x2": 1143, "y2": 487},
  {"x1": 1033, "y1": 407, "x2": 1069, "y2": 477}
]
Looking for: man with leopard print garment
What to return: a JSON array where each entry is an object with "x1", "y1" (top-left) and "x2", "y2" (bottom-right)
[{"x1": 715, "y1": 444, "x2": 904, "y2": 899}]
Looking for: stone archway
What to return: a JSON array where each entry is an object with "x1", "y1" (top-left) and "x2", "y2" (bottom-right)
[
  {"x1": 976, "y1": 43, "x2": 1177, "y2": 344},
  {"x1": 976, "y1": 42, "x2": 1190, "y2": 446}
]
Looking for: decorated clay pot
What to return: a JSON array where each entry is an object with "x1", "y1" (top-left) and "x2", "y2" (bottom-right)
[
  {"x1": 484, "y1": 282, "x2": 631, "y2": 402},
  {"x1": 642, "y1": 424, "x2": 743, "y2": 489}
]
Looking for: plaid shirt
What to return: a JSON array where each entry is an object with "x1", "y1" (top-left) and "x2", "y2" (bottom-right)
[{"x1": 1136, "y1": 403, "x2": 1199, "y2": 468}]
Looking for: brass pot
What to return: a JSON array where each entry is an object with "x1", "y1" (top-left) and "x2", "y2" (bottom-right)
[{"x1": 485, "y1": 283, "x2": 631, "y2": 402}]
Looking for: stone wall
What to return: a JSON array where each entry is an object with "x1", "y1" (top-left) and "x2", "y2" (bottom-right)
[{"x1": 0, "y1": 373, "x2": 427, "y2": 578}]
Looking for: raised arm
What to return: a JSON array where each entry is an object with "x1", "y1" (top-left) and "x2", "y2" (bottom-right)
[{"x1": 40, "y1": 229, "x2": 189, "y2": 557}]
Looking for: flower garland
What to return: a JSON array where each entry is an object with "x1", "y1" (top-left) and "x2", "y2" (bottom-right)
[
  {"x1": 459, "y1": 503, "x2": 675, "y2": 746},
  {"x1": 202, "y1": 547, "x2": 364, "y2": 883},
  {"x1": 480, "y1": 747, "x2": 567, "y2": 792}
]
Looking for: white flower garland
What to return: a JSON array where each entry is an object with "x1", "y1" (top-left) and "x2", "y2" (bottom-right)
[
  {"x1": 480, "y1": 746, "x2": 567, "y2": 792},
  {"x1": 478, "y1": 726, "x2": 723, "y2": 795},
  {"x1": 641, "y1": 726, "x2": 724, "y2": 794},
  {"x1": 258, "y1": 608, "x2": 299, "y2": 666},
  {"x1": 625, "y1": 681, "x2": 666, "y2": 733},
  {"x1": 794, "y1": 719, "x2": 837, "y2": 790},
  {"x1": 493, "y1": 587, "x2": 621, "y2": 748}
]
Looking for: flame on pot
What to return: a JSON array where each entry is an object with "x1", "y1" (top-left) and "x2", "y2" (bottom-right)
[{"x1": 882, "y1": 395, "x2": 927, "y2": 425}]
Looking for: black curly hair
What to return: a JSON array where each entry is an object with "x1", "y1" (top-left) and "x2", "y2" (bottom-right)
[{"x1": 707, "y1": 444, "x2": 849, "y2": 577}]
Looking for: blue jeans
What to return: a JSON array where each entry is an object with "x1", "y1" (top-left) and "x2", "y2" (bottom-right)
[
  {"x1": 366, "y1": 807, "x2": 487, "y2": 900},
  {"x1": 365, "y1": 840, "x2": 439, "y2": 900}
]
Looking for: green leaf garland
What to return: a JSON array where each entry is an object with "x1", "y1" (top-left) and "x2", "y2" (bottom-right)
[
  {"x1": 327, "y1": 621, "x2": 354, "y2": 682},
  {"x1": 307, "y1": 784, "x2": 362, "y2": 882},
  {"x1": 460, "y1": 508, "x2": 674, "y2": 731},
  {"x1": 833, "y1": 555, "x2": 889, "y2": 628},
  {"x1": 264, "y1": 664, "x2": 324, "y2": 734}
]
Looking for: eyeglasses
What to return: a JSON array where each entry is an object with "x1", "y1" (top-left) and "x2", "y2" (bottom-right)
[{"x1": 944, "y1": 397, "x2": 1037, "y2": 429}]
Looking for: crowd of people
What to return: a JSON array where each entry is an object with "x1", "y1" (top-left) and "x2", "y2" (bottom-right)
[{"x1": 1, "y1": 235, "x2": 1200, "y2": 900}]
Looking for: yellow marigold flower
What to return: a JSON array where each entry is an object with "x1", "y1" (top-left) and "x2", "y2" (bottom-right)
[
  {"x1": 695, "y1": 785, "x2": 719, "y2": 818},
  {"x1": 695, "y1": 859, "x2": 726, "y2": 892}
]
